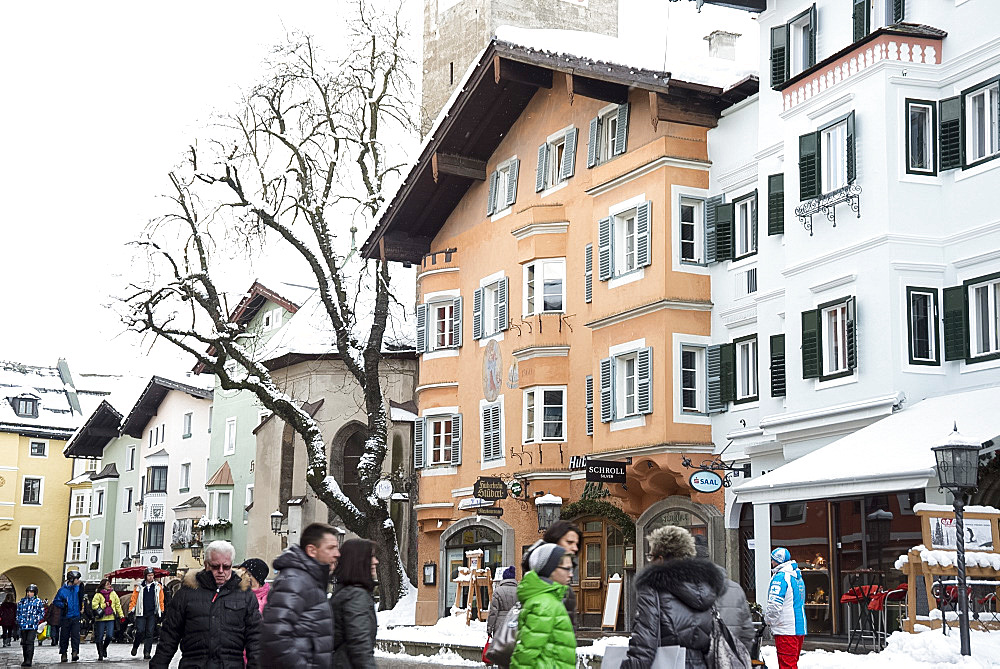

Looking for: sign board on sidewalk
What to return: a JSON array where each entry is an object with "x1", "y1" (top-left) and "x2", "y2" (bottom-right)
[
  {"x1": 474, "y1": 477, "x2": 508, "y2": 500},
  {"x1": 586, "y1": 459, "x2": 627, "y2": 483}
]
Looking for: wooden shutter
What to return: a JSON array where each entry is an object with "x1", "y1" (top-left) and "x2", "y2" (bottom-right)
[
  {"x1": 450, "y1": 414, "x2": 462, "y2": 465},
  {"x1": 846, "y1": 111, "x2": 857, "y2": 184},
  {"x1": 892, "y1": 0, "x2": 904, "y2": 23},
  {"x1": 942, "y1": 285, "x2": 968, "y2": 361},
  {"x1": 584, "y1": 244, "x2": 593, "y2": 303},
  {"x1": 598, "y1": 216, "x2": 613, "y2": 280},
  {"x1": 807, "y1": 4, "x2": 818, "y2": 68},
  {"x1": 637, "y1": 347, "x2": 653, "y2": 415},
  {"x1": 719, "y1": 343, "x2": 736, "y2": 404},
  {"x1": 413, "y1": 418, "x2": 425, "y2": 469},
  {"x1": 505, "y1": 159, "x2": 519, "y2": 208},
  {"x1": 715, "y1": 202, "x2": 735, "y2": 262},
  {"x1": 846, "y1": 297, "x2": 858, "y2": 370},
  {"x1": 561, "y1": 127, "x2": 578, "y2": 180},
  {"x1": 939, "y1": 97, "x2": 962, "y2": 171},
  {"x1": 636, "y1": 200, "x2": 652, "y2": 268},
  {"x1": 452, "y1": 296, "x2": 463, "y2": 348},
  {"x1": 587, "y1": 117, "x2": 600, "y2": 168},
  {"x1": 770, "y1": 25, "x2": 787, "y2": 88},
  {"x1": 473, "y1": 287, "x2": 484, "y2": 340},
  {"x1": 498, "y1": 277, "x2": 509, "y2": 332},
  {"x1": 853, "y1": 0, "x2": 870, "y2": 42},
  {"x1": 750, "y1": 190, "x2": 759, "y2": 253},
  {"x1": 599, "y1": 357, "x2": 614, "y2": 423},
  {"x1": 415, "y1": 303, "x2": 428, "y2": 354},
  {"x1": 801, "y1": 308, "x2": 821, "y2": 378},
  {"x1": 770, "y1": 334, "x2": 786, "y2": 397},
  {"x1": 535, "y1": 144, "x2": 549, "y2": 192},
  {"x1": 799, "y1": 131, "x2": 821, "y2": 200},
  {"x1": 706, "y1": 345, "x2": 725, "y2": 413},
  {"x1": 483, "y1": 404, "x2": 501, "y2": 462},
  {"x1": 585, "y1": 375, "x2": 594, "y2": 435},
  {"x1": 704, "y1": 194, "x2": 724, "y2": 263},
  {"x1": 767, "y1": 174, "x2": 784, "y2": 236},
  {"x1": 487, "y1": 171, "x2": 498, "y2": 215},
  {"x1": 614, "y1": 103, "x2": 630, "y2": 156}
]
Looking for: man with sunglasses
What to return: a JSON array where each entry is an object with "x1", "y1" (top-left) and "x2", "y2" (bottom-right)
[{"x1": 151, "y1": 540, "x2": 261, "y2": 669}]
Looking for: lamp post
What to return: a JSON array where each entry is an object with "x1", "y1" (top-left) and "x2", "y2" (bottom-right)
[
  {"x1": 535, "y1": 494, "x2": 563, "y2": 533},
  {"x1": 931, "y1": 423, "x2": 982, "y2": 657}
]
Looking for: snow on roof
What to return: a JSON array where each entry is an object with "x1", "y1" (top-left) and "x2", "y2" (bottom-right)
[
  {"x1": 913, "y1": 502, "x2": 1000, "y2": 515},
  {"x1": 0, "y1": 359, "x2": 106, "y2": 433},
  {"x1": 494, "y1": 25, "x2": 757, "y2": 91},
  {"x1": 735, "y1": 386, "x2": 1000, "y2": 501}
]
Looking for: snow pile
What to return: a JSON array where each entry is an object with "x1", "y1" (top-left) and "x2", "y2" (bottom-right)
[
  {"x1": 914, "y1": 503, "x2": 1000, "y2": 515},
  {"x1": 908, "y1": 545, "x2": 1000, "y2": 570},
  {"x1": 377, "y1": 613, "x2": 488, "y2": 646},
  {"x1": 377, "y1": 581, "x2": 417, "y2": 627},
  {"x1": 375, "y1": 647, "x2": 480, "y2": 666},
  {"x1": 576, "y1": 635, "x2": 630, "y2": 658},
  {"x1": 895, "y1": 554, "x2": 910, "y2": 570}
]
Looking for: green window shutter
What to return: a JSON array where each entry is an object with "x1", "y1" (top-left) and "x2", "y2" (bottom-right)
[
  {"x1": 770, "y1": 25, "x2": 787, "y2": 88},
  {"x1": 704, "y1": 194, "x2": 724, "y2": 263},
  {"x1": 767, "y1": 174, "x2": 785, "y2": 236},
  {"x1": 584, "y1": 244, "x2": 593, "y2": 303},
  {"x1": 846, "y1": 111, "x2": 857, "y2": 184},
  {"x1": 587, "y1": 117, "x2": 600, "y2": 168},
  {"x1": 415, "y1": 303, "x2": 427, "y2": 354},
  {"x1": 808, "y1": 4, "x2": 818, "y2": 68},
  {"x1": 706, "y1": 345, "x2": 726, "y2": 413},
  {"x1": 853, "y1": 0, "x2": 870, "y2": 42},
  {"x1": 585, "y1": 375, "x2": 594, "y2": 436},
  {"x1": 505, "y1": 159, "x2": 519, "y2": 207},
  {"x1": 892, "y1": 0, "x2": 904, "y2": 23},
  {"x1": 498, "y1": 277, "x2": 509, "y2": 332},
  {"x1": 846, "y1": 297, "x2": 858, "y2": 370},
  {"x1": 799, "y1": 131, "x2": 821, "y2": 200},
  {"x1": 535, "y1": 144, "x2": 549, "y2": 192},
  {"x1": 598, "y1": 216, "x2": 613, "y2": 280},
  {"x1": 487, "y1": 171, "x2": 498, "y2": 215},
  {"x1": 637, "y1": 347, "x2": 653, "y2": 415},
  {"x1": 614, "y1": 103, "x2": 630, "y2": 156},
  {"x1": 636, "y1": 200, "x2": 652, "y2": 268},
  {"x1": 939, "y1": 96, "x2": 962, "y2": 171},
  {"x1": 750, "y1": 190, "x2": 759, "y2": 252},
  {"x1": 943, "y1": 285, "x2": 969, "y2": 361},
  {"x1": 719, "y1": 343, "x2": 736, "y2": 404},
  {"x1": 450, "y1": 414, "x2": 462, "y2": 465},
  {"x1": 413, "y1": 418, "x2": 425, "y2": 469},
  {"x1": 770, "y1": 334, "x2": 786, "y2": 397},
  {"x1": 599, "y1": 357, "x2": 614, "y2": 422},
  {"x1": 715, "y1": 202, "x2": 735, "y2": 262},
  {"x1": 452, "y1": 297, "x2": 463, "y2": 348},
  {"x1": 472, "y1": 287, "x2": 484, "y2": 340},
  {"x1": 561, "y1": 127, "x2": 578, "y2": 179},
  {"x1": 802, "y1": 308, "x2": 821, "y2": 379}
]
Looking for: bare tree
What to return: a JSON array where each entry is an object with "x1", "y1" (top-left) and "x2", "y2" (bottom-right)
[{"x1": 123, "y1": 0, "x2": 416, "y2": 607}]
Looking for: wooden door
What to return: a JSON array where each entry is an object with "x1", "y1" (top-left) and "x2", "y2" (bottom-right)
[{"x1": 575, "y1": 517, "x2": 626, "y2": 629}]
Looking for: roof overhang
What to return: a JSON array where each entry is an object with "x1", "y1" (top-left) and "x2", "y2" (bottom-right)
[
  {"x1": 63, "y1": 400, "x2": 124, "y2": 458},
  {"x1": 121, "y1": 377, "x2": 212, "y2": 439},
  {"x1": 698, "y1": 0, "x2": 766, "y2": 11}
]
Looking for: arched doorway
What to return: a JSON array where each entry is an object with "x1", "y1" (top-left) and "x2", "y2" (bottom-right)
[
  {"x1": 438, "y1": 517, "x2": 515, "y2": 618},
  {"x1": 575, "y1": 516, "x2": 627, "y2": 629},
  {"x1": 3, "y1": 565, "x2": 58, "y2": 602},
  {"x1": 330, "y1": 422, "x2": 368, "y2": 510},
  {"x1": 636, "y1": 496, "x2": 722, "y2": 570}
]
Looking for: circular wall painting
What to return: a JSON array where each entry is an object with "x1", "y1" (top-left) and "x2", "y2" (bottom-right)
[{"x1": 483, "y1": 339, "x2": 503, "y2": 402}]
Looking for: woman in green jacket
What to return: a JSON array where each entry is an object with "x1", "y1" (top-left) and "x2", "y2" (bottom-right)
[
  {"x1": 511, "y1": 543, "x2": 576, "y2": 669},
  {"x1": 91, "y1": 579, "x2": 124, "y2": 661}
]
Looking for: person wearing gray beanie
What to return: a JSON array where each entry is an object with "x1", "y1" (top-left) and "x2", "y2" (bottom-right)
[
  {"x1": 528, "y1": 544, "x2": 567, "y2": 579},
  {"x1": 511, "y1": 544, "x2": 576, "y2": 669}
]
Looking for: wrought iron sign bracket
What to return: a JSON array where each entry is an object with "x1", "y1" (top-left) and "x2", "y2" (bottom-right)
[
  {"x1": 681, "y1": 455, "x2": 751, "y2": 488},
  {"x1": 498, "y1": 472, "x2": 530, "y2": 512},
  {"x1": 795, "y1": 183, "x2": 862, "y2": 236}
]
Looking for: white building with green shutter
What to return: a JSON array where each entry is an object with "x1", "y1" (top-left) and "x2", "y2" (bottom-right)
[{"x1": 693, "y1": 0, "x2": 1000, "y2": 623}]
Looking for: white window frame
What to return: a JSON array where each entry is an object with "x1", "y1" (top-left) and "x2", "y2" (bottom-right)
[
  {"x1": 679, "y1": 197, "x2": 704, "y2": 264},
  {"x1": 28, "y1": 440, "x2": 47, "y2": 457},
  {"x1": 550, "y1": 135, "x2": 568, "y2": 188},
  {"x1": 522, "y1": 386, "x2": 567, "y2": 444},
  {"x1": 483, "y1": 280, "x2": 504, "y2": 337},
  {"x1": 217, "y1": 491, "x2": 232, "y2": 522},
  {"x1": 244, "y1": 484, "x2": 254, "y2": 523},
  {"x1": 183, "y1": 412, "x2": 193, "y2": 438},
  {"x1": 430, "y1": 300, "x2": 456, "y2": 350},
  {"x1": 600, "y1": 105, "x2": 620, "y2": 163},
  {"x1": 127, "y1": 446, "x2": 136, "y2": 471},
  {"x1": 734, "y1": 193, "x2": 757, "y2": 258},
  {"x1": 966, "y1": 80, "x2": 1000, "y2": 165},
  {"x1": 906, "y1": 100, "x2": 935, "y2": 174},
  {"x1": 85, "y1": 458, "x2": 99, "y2": 472},
  {"x1": 822, "y1": 301, "x2": 850, "y2": 375},
  {"x1": 735, "y1": 337, "x2": 759, "y2": 402},
  {"x1": 788, "y1": 11, "x2": 813, "y2": 78},
  {"x1": 680, "y1": 345, "x2": 706, "y2": 413},
  {"x1": 94, "y1": 489, "x2": 105, "y2": 517},
  {"x1": 123, "y1": 487, "x2": 133, "y2": 513},
  {"x1": 21, "y1": 476, "x2": 43, "y2": 505},
  {"x1": 821, "y1": 119, "x2": 848, "y2": 193},
  {"x1": 615, "y1": 353, "x2": 639, "y2": 419},
  {"x1": 908, "y1": 288, "x2": 938, "y2": 364},
  {"x1": 180, "y1": 462, "x2": 191, "y2": 491},
  {"x1": 613, "y1": 208, "x2": 639, "y2": 277},
  {"x1": 224, "y1": 417, "x2": 237, "y2": 456},
  {"x1": 262, "y1": 307, "x2": 283, "y2": 331},
  {"x1": 90, "y1": 541, "x2": 102, "y2": 566},
  {"x1": 969, "y1": 275, "x2": 1000, "y2": 358},
  {"x1": 70, "y1": 540, "x2": 82, "y2": 562},
  {"x1": 73, "y1": 492, "x2": 87, "y2": 516},
  {"x1": 18, "y1": 526, "x2": 39, "y2": 555},
  {"x1": 523, "y1": 259, "x2": 566, "y2": 316},
  {"x1": 426, "y1": 416, "x2": 454, "y2": 466}
]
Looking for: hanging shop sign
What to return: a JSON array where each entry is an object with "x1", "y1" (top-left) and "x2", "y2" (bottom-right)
[
  {"x1": 458, "y1": 497, "x2": 495, "y2": 511},
  {"x1": 476, "y1": 506, "x2": 504, "y2": 517},
  {"x1": 585, "y1": 459, "x2": 627, "y2": 484},
  {"x1": 689, "y1": 470, "x2": 724, "y2": 494},
  {"x1": 474, "y1": 476, "x2": 509, "y2": 501},
  {"x1": 508, "y1": 480, "x2": 523, "y2": 497},
  {"x1": 374, "y1": 478, "x2": 394, "y2": 501}
]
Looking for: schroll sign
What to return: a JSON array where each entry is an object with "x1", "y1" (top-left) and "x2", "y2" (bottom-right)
[{"x1": 585, "y1": 459, "x2": 626, "y2": 484}]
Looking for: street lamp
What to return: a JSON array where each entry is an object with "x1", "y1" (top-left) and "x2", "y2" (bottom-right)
[
  {"x1": 270, "y1": 510, "x2": 289, "y2": 536},
  {"x1": 535, "y1": 494, "x2": 563, "y2": 533},
  {"x1": 931, "y1": 422, "x2": 982, "y2": 657},
  {"x1": 190, "y1": 540, "x2": 202, "y2": 564},
  {"x1": 865, "y1": 509, "x2": 893, "y2": 572}
]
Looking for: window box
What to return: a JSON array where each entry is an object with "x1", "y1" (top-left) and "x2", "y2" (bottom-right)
[
  {"x1": 523, "y1": 387, "x2": 566, "y2": 443},
  {"x1": 598, "y1": 201, "x2": 652, "y2": 281},
  {"x1": 587, "y1": 103, "x2": 630, "y2": 168},
  {"x1": 599, "y1": 347, "x2": 652, "y2": 423},
  {"x1": 414, "y1": 414, "x2": 462, "y2": 468},
  {"x1": 536, "y1": 127, "x2": 578, "y2": 191}
]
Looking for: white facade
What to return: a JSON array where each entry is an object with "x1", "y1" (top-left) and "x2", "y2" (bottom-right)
[{"x1": 701, "y1": 0, "x2": 1000, "y2": 605}]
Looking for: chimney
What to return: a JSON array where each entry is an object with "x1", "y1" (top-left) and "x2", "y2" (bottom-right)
[{"x1": 705, "y1": 30, "x2": 741, "y2": 61}]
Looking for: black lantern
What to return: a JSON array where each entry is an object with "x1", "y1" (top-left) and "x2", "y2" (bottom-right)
[
  {"x1": 270, "y1": 510, "x2": 288, "y2": 536},
  {"x1": 535, "y1": 494, "x2": 563, "y2": 533},
  {"x1": 190, "y1": 540, "x2": 202, "y2": 563}
]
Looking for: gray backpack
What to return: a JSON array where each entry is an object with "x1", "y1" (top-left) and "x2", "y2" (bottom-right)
[
  {"x1": 705, "y1": 608, "x2": 752, "y2": 669},
  {"x1": 485, "y1": 601, "x2": 521, "y2": 666}
]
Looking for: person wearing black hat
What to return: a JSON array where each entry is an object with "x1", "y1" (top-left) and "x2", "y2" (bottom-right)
[
  {"x1": 16, "y1": 585, "x2": 45, "y2": 667},
  {"x1": 128, "y1": 567, "x2": 164, "y2": 659},
  {"x1": 52, "y1": 570, "x2": 84, "y2": 662},
  {"x1": 237, "y1": 559, "x2": 270, "y2": 614}
]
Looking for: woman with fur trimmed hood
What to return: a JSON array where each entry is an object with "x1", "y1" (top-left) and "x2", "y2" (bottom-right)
[{"x1": 620, "y1": 526, "x2": 753, "y2": 669}]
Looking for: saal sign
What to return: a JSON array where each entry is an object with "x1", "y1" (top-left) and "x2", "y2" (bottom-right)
[
  {"x1": 689, "y1": 470, "x2": 724, "y2": 494},
  {"x1": 586, "y1": 459, "x2": 626, "y2": 484},
  {"x1": 474, "y1": 476, "x2": 508, "y2": 501}
]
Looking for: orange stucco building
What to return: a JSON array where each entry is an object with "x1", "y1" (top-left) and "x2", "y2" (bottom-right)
[{"x1": 365, "y1": 39, "x2": 757, "y2": 628}]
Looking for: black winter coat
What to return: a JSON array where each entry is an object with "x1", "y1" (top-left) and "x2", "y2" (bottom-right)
[
  {"x1": 150, "y1": 569, "x2": 261, "y2": 669},
  {"x1": 331, "y1": 584, "x2": 377, "y2": 669},
  {"x1": 621, "y1": 558, "x2": 731, "y2": 669},
  {"x1": 260, "y1": 544, "x2": 335, "y2": 669}
]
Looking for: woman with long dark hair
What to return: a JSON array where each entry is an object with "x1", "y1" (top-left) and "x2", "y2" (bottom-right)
[
  {"x1": 331, "y1": 539, "x2": 378, "y2": 669},
  {"x1": 521, "y1": 520, "x2": 580, "y2": 623},
  {"x1": 91, "y1": 578, "x2": 124, "y2": 661}
]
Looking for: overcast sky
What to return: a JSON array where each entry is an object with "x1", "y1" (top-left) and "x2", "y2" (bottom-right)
[{"x1": 0, "y1": 0, "x2": 756, "y2": 380}]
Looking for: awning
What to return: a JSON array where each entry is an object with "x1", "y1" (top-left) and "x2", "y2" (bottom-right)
[
  {"x1": 105, "y1": 566, "x2": 170, "y2": 581},
  {"x1": 733, "y1": 386, "x2": 1000, "y2": 504}
]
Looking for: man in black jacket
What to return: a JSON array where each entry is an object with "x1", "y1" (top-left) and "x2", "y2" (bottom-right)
[
  {"x1": 150, "y1": 541, "x2": 261, "y2": 669},
  {"x1": 260, "y1": 522, "x2": 341, "y2": 669}
]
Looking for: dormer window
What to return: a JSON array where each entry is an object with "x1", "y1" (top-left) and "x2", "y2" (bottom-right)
[{"x1": 12, "y1": 397, "x2": 38, "y2": 418}]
